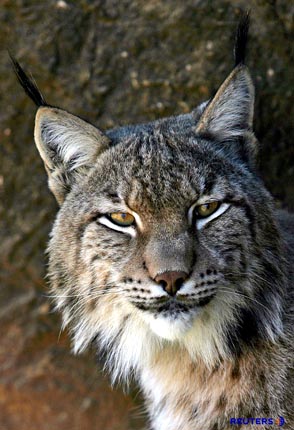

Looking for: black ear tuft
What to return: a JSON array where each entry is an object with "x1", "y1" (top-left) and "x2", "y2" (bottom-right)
[
  {"x1": 9, "y1": 52, "x2": 47, "y2": 107},
  {"x1": 234, "y1": 11, "x2": 250, "y2": 67}
]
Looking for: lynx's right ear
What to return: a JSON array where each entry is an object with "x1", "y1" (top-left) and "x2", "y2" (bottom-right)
[
  {"x1": 195, "y1": 13, "x2": 257, "y2": 163},
  {"x1": 35, "y1": 107, "x2": 110, "y2": 204},
  {"x1": 11, "y1": 55, "x2": 110, "y2": 204},
  {"x1": 195, "y1": 65, "x2": 254, "y2": 139}
]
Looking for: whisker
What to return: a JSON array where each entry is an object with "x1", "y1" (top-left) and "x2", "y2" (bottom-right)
[
  {"x1": 45, "y1": 286, "x2": 127, "y2": 300},
  {"x1": 224, "y1": 269, "x2": 277, "y2": 289},
  {"x1": 218, "y1": 287, "x2": 272, "y2": 314}
]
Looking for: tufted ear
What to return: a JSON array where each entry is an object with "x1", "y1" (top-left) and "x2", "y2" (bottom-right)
[
  {"x1": 196, "y1": 65, "x2": 254, "y2": 139},
  {"x1": 10, "y1": 56, "x2": 110, "y2": 205},
  {"x1": 35, "y1": 107, "x2": 110, "y2": 204},
  {"x1": 195, "y1": 65, "x2": 258, "y2": 163}
]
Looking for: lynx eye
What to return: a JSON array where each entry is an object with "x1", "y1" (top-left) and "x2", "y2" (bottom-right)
[
  {"x1": 188, "y1": 201, "x2": 230, "y2": 230},
  {"x1": 107, "y1": 212, "x2": 135, "y2": 227},
  {"x1": 194, "y1": 202, "x2": 220, "y2": 218}
]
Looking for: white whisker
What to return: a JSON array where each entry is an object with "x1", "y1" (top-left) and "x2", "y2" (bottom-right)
[{"x1": 218, "y1": 287, "x2": 272, "y2": 314}]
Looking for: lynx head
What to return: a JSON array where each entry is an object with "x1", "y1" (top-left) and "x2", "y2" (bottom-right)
[{"x1": 13, "y1": 16, "x2": 285, "y2": 383}]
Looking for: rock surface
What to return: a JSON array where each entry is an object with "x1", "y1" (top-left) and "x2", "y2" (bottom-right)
[{"x1": 0, "y1": 1, "x2": 293, "y2": 429}]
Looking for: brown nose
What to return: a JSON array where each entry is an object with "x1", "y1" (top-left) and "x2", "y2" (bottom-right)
[{"x1": 154, "y1": 271, "x2": 188, "y2": 296}]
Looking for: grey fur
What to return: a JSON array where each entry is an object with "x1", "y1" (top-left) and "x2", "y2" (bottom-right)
[{"x1": 18, "y1": 21, "x2": 294, "y2": 430}]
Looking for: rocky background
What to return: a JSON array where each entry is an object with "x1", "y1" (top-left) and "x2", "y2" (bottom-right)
[{"x1": 0, "y1": 1, "x2": 293, "y2": 429}]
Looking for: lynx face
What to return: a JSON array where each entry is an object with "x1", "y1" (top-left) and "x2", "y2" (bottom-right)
[{"x1": 51, "y1": 130, "x2": 260, "y2": 348}]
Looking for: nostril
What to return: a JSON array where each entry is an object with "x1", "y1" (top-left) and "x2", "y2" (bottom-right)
[
  {"x1": 159, "y1": 280, "x2": 167, "y2": 289},
  {"x1": 175, "y1": 278, "x2": 184, "y2": 289},
  {"x1": 154, "y1": 271, "x2": 188, "y2": 296}
]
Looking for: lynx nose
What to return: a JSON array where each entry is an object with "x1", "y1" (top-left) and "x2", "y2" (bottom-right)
[{"x1": 154, "y1": 271, "x2": 188, "y2": 296}]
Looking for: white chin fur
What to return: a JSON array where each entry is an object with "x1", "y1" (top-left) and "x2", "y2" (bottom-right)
[{"x1": 142, "y1": 311, "x2": 199, "y2": 341}]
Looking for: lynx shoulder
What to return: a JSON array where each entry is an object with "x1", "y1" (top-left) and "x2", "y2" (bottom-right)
[{"x1": 13, "y1": 14, "x2": 294, "y2": 430}]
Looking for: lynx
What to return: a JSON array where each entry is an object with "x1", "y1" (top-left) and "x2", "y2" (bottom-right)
[{"x1": 12, "y1": 15, "x2": 294, "y2": 430}]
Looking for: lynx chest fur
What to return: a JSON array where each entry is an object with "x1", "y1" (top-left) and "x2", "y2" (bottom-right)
[{"x1": 13, "y1": 15, "x2": 294, "y2": 430}]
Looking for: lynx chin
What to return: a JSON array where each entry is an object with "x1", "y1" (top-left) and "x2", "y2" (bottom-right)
[{"x1": 12, "y1": 14, "x2": 294, "y2": 430}]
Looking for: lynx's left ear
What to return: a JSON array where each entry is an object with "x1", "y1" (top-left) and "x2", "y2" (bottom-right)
[
  {"x1": 196, "y1": 12, "x2": 257, "y2": 163},
  {"x1": 196, "y1": 65, "x2": 254, "y2": 140}
]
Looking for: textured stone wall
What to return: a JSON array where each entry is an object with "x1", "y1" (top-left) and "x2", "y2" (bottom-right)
[{"x1": 0, "y1": 1, "x2": 293, "y2": 429}]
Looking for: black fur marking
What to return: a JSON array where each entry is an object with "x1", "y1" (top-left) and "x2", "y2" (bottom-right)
[
  {"x1": 77, "y1": 223, "x2": 88, "y2": 241},
  {"x1": 231, "y1": 361, "x2": 241, "y2": 380},
  {"x1": 122, "y1": 314, "x2": 131, "y2": 325},
  {"x1": 234, "y1": 11, "x2": 250, "y2": 67},
  {"x1": 91, "y1": 255, "x2": 101, "y2": 263},
  {"x1": 226, "y1": 306, "x2": 260, "y2": 356},
  {"x1": 216, "y1": 393, "x2": 227, "y2": 410},
  {"x1": 106, "y1": 192, "x2": 122, "y2": 203},
  {"x1": 157, "y1": 301, "x2": 189, "y2": 314},
  {"x1": 233, "y1": 199, "x2": 256, "y2": 240},
  {"x1": 133, "y1": 302, "x2": 148, "y2": 311},
  {"x1": 9, "y1": 53, "x2": 47, "y2": 107},
  {"x1": 191, "y1": 406, "x2": 198, "y2": 419},
  {"x1": 197, "y1": 295, "x2": 214, "y2": 307}
]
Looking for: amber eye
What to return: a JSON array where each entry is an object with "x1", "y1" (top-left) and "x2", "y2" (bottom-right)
[
  {"x1": 194, "y1": 202, "x2": 220, "y2": 218},
  {"x1": 108, "y1": 212, "x2": 135, "y2": 227}
]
